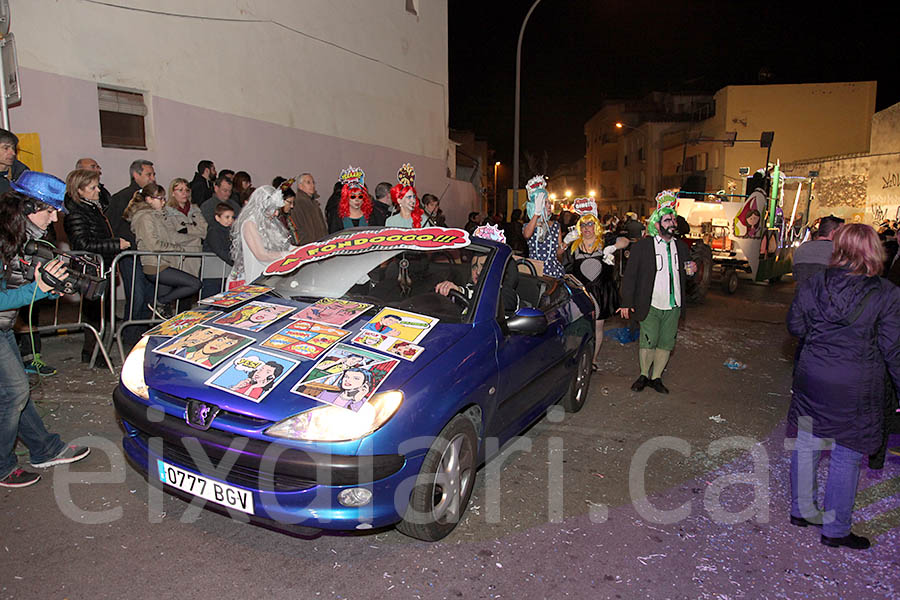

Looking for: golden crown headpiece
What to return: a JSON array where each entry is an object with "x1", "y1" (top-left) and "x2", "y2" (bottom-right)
[{"x1": 397, "y1": 163, "x2": 416, "y2": 187}]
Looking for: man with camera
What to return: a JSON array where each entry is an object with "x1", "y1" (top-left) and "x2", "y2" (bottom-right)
[{"x1": 0, "y1": 171, "x2": 91, "y2": 488}]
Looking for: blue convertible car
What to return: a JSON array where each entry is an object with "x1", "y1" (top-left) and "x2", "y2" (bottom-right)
[{"x1": 114, "y1": 230, "x2": 595, "y2": 541}]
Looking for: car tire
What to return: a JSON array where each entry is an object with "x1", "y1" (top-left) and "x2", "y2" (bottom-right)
[
  {"x1": 396, "y1": 414, "x2": 478, "y2": 542},
  {"x1": 563, "y1": 339, "x2": 593, "y2": 413},
  {"x1": 721, "y1": 268, "x2": 739, "y2": 294}
]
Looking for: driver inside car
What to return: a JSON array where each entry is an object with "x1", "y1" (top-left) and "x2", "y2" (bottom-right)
[
  {"x1": 434, "y1": 255, "x2": 486, "y2": 299},
  {"x1": 434, "y1": 255, "x2": 520, "y2": 316}
]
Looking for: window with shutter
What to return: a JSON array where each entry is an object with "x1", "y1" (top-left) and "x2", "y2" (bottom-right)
[{"x1": 98, "y1": 86, "x2": 147, "y2": 149}]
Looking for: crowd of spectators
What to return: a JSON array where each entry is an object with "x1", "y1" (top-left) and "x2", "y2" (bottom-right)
[{"x1": 0, "y1": 128, "x2": 477, "y2": 369}]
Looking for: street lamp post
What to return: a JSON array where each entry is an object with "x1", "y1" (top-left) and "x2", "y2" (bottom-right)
[
  {"x1": 512, "y1": 0, "x2": 543, "y2": 214},
  {"x1": 494, "y1": 161, "x2": 500, "y2": 216}
]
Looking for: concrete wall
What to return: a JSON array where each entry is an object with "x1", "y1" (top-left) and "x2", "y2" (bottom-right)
[
  {"x1": 8, "y1": 0, "x2": 463, "y2": 216},
  {"x1": 783, "y1": 99, "x2": 900, "y2": 225}
]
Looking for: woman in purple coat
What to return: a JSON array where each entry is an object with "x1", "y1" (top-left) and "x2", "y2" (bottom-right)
[{"x1": 787, "y1": 223, "x2": 900, "y2": 550}]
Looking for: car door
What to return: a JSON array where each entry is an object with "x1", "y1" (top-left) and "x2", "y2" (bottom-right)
[{"x1": 490, "y1": 279, "x2": 570, "y2": 444}]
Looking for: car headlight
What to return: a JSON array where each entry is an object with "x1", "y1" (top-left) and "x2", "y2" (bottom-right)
[
  {"x1": 121, "y1": 336, "x2": 149, "y2": 400},
  {"x1": 265, "y1": 390, "x2": 403, "y2": 442}
]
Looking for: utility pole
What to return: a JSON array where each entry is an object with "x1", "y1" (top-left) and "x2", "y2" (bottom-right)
[{"x1": 512, "y1": 0, "x2": 543, "y2": 215}]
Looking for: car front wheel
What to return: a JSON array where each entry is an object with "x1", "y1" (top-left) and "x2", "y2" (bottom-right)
[
  {"x1": 396, "y1": 414, "x2": 477, "y2": 541},
  {"x1": 563, "y1": 339, "x2": 594, "y2": 412}
]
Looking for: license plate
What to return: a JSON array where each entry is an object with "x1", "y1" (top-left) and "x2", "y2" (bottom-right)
[{"x1": 157, "y1": 460, "x2": 254, "y2": 514}]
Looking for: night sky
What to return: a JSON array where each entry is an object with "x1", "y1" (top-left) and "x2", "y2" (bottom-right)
[{"x1": 448, "y1": 1, "x2": 900, "y2": 177}]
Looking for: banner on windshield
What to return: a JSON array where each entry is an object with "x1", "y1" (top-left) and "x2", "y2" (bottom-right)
[{"x1": 263, "y1": 227, "x2": 471, "y2": 276}]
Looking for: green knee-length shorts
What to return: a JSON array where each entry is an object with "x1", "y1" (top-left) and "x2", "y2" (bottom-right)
[{"x1": 639, "y1": 306, "x2": 681, "y2": 350}]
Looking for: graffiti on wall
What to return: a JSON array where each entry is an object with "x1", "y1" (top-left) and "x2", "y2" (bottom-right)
[
  {"x1": 871, "y1": 204, "x2": 900, "y2": 225},
  {"x1": 882, "y1": 173, "x2": 900, "y2": 189}
]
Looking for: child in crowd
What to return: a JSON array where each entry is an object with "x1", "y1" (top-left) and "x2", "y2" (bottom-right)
[{"x1": 201, "y1": 203, "x2": 235, "y2": 298}]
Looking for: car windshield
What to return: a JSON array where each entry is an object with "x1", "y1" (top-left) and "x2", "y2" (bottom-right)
[{"x1": 258, "y1": 243, "x2": 495, "y2": 323}]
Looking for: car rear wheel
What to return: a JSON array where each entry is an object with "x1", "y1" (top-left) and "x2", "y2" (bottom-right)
[
  {"x1": 563, "y1": 339, "x2": 593, "y2": 413},
  {"x1": 396, "y1": 414, "x2": 477, "y2": 541}
]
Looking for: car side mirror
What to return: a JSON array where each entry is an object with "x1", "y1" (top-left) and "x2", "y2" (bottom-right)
[{"x1": 506, "y1": 307, "x2": 549, "y2": 336}]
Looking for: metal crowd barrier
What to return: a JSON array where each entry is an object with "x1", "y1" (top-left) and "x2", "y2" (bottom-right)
[
  {"x1": 106, "y1": 250, "x2": 230, "y2": 362},
  {"x1": 17, "y1": 251, "x2": 115, "y2": 374}
]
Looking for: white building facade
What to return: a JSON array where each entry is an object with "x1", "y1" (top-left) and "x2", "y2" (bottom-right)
[{"x1": 8, "y1": 0, "x2": 476, "y2": 225}]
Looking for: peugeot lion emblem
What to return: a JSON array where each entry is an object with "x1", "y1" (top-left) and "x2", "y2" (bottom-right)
[{"x1": 186, "y1": 400, "x2": 220, "y2": 431}]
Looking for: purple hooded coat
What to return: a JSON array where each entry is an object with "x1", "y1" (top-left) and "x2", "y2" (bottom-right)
[{"x1": 787, "y1": 268, "x2": 900, "y2": 455}]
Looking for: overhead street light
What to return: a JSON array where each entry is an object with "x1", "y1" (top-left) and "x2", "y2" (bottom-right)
[{"x1": 512, "y1": 0, "x2": 544, "y2": 213}]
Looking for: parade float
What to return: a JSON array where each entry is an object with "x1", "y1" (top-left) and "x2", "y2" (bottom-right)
[{"x1": 675, "y1": 163, "x2": 814, "y2": 297}]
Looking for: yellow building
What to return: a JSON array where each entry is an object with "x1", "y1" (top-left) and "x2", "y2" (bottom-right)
[
  {"x1": 661, "y1": 81, "x2": 877, "y2": 196},
  {"x1": 587, "y1": 82, "x2": 877, "y2": 215}
]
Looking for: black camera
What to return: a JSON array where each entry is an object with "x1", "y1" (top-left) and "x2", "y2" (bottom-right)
[{"x1": 22, "y1": 240, "x2": 109, "y2": 301}]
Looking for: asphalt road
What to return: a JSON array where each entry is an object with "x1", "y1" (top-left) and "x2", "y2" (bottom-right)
[{"x1": 2, "y1": 277, "x2": 898, "y2": 599}]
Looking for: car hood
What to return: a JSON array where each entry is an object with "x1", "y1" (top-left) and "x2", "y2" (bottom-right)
[{"x1": 143, "y1": 296, "x2": 471, "y2": 423}]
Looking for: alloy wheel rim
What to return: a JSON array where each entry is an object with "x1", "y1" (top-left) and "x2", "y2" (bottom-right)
[
  {"x1": 430, "y1": 433, "x2": 473, "y2": 524},
  {"x1": 574, "y1": 348, "x2": 591, "y2": 403}
]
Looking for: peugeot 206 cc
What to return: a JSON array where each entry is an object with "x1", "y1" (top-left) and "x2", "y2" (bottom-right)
[{"x1": 114, "y1": 228, "x2": 595, "y2": 541}]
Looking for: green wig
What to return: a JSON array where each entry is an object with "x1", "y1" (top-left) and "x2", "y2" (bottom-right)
[{"x1": 647, "y1": 189, "x2": 679, "y2": 236}]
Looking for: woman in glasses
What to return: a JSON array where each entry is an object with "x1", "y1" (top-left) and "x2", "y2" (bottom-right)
[
  {"x1": 329, "y1": 182, "x2": 373, "y2": 233},
  {"x1": 123, "y1": 183, "x2": 201, "y2": 317}
]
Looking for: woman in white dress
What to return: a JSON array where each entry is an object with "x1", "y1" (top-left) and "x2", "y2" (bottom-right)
[{"x1": 227, "y1": 186, "x2": 293, "y2": 287}]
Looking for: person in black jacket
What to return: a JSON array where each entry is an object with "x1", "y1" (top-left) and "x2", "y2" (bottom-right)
[
  {"x1": 74, "y1": 158, "x2": 111, "y2": 213},
  {"x1": 64, "y1": 169, "x2": 131, "y2": 363},
  {"x1": 108, "y1": 159, "x2": 156, "y2": 350},
  {"x1": 201, "y1": 202, "x2": 235, "y2": 298},
  {"x1": 190, "y1": 160, "x2": 216, "y2": 207},
  {"x1": 618, "y1": 192, "x2": 696, "y2": 393},
  {"x1": 369, "y1": 181, "x2": 394, "y2": 227}
]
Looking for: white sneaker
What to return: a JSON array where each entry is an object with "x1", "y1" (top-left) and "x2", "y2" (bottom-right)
[{"x1": 30, "y1": 445, "x2": 91, "y2": 469}]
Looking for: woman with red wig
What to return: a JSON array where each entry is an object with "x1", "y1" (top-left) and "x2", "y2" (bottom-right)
[
  {"x1": 329, "y1": 166, "x2": 374, "y2": 233},
  {"x1": 330, "y1": 184, "x2": 373, "y2": 233},
  {"x1": 386, "y1": 163, "x2": 423, "y2": 229}
]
